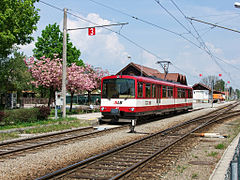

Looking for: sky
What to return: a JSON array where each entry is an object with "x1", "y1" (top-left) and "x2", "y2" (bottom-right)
[{"x1": 19, "y1": 0, "x2": 240, "y2": 89}]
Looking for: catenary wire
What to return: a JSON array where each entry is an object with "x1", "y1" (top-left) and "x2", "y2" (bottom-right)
[
  {"x1": 168, "y1": 0, "x2": 238, "y2": 83},
  {"x1": 39, "y1": 0, "x2": 239, "y2": 88},
  {"x1": 88, "y1": 0, "x2": 240, "y2": 78},
  {"x1": 155, "y1": 0, "x2": 233, "y2": 81},
  {"x1": 39, "y1": 0, "x2": 200, "y2": 84}
]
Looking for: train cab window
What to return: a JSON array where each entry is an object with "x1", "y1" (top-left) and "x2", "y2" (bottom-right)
[
  {"x1": 162, "y1": 86, "x2": 167, "y2": 98},
  {"x1": 152, "y1": 84, "x2": 156, "y2": 98},
  {"x1": 167, "y1": 86, "x2": 173, "y2": 98},
  {"x1": 102, "y1": 78, "x2": 135, "y2": 99},
  {"x1": 137, "y1": 82, "x2": 143, "y2": 98},
  {"x1": 145, "y1": 84, "x2": 151, "y2": 98},
  {"x1": 182, "y1": 89, "x2": 186, "y2": 98},
  {"x1": 188, "y1": 89, "x2": 193, "y2": 98}
]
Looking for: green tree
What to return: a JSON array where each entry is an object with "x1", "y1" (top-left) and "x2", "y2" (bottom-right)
[
  {"x1": 33, "y1": 23, "x2": 84, "y2": 66},
  {"x1": 0, "y1": 50, "x2": 33, "y2": 108},
  {"x1": 0, "y1": 0, "x2": 40, "y2": 59},
  {"x1": 214, "y1": 79, "x2": 225, "y2": 92},
  {"x1": 236, "y1": 89, "x2": 240, "y2": 99},
  {"x1": 201, "y1": 75, "x2": 219, "y2": 89}
]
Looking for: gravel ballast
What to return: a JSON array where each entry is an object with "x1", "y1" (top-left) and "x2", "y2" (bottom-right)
[{"x1": 0, "y1": 103, "x2": 232, "y2": 179}]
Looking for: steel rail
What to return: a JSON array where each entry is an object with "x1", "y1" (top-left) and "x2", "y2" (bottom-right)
[
  {"x1": 0, "y1": 125, "x2": 128, "y2": 157},
  {"x1": 110, "y1": 102, "x2": 240, "y2": 179},
  {"x1": 120, "y1": 107, "x2": 240, "y2": 179},
  {"x1": 0, "y1": 126, "x2": 93, "y2": 146},
  {"x1": 37, "y1": 102, "x2": 239, "y2": 180}
]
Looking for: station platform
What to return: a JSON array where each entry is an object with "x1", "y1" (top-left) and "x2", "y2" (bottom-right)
[
  {"x1": 209, "y1": 132, "x2": 240, "y2": 180},
  {"x1": 69, "y1": 112, "x2": 101, "y2": 121}
]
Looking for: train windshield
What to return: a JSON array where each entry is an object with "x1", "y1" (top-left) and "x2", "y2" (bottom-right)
[{"x1": 102, "y1": 78, "x2": 135, "y2": 99}]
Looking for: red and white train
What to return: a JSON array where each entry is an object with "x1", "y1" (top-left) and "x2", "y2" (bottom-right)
[{"x1": 100, "y1": 75, "x2": 193, "y2": 123}]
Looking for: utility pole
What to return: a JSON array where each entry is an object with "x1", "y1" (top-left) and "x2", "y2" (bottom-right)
[
  {"x1": 211, "y1": 80, "x2": 214, "y2": 108},
  {"x1": 60, "y1": 9, "x2": 127, "y2": 117},
  {"x1": 62, "y1": 8, "x2": 67, "y2": 118}
]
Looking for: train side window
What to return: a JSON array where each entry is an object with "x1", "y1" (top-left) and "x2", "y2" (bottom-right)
[
  {"x1": 159, "y1": 85, "x2": 161, "y2": 98},
  {"x1": 177, "y1": 88, "x2": 181, "y2": 98},
  {"x1": 177, "y1": 88, "x2": 185, "y2": 98},
  {"x1": 156, "y1": 85, "x2": 161, "y2": 103},
  {"x1": 145, "y1": 83, "x2": 151, "y2": 98},
  {"x1": 152, "y1": 84, "x2": 156, "y2": 98},
  {"x1": 167, "y1": 86, "x2": 173, "y2": 98},
  {"x1": 137, "y1": 82, "x2": 143, "y2": 98},
  {"x1": 162, "y1": 86, "x2": 167, "y2": 98}
]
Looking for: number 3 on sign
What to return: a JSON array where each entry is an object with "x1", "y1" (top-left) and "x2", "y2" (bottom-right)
[{"x1": 88, "y1": 27, "x2": 96, "y2": 36}]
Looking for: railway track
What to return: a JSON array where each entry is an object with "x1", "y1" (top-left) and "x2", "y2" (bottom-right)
[
  {"x1": 0, "y1": 125, "x2": 127, "y2": 159},
  {"x1": 37, "y1": 102, "x2": 240, "y2": 180}
]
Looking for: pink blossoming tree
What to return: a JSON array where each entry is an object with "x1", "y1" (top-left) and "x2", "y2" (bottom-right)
[
  {"x1": 67, "y1": 63, "x2": 108, "y2": 111},
  {"x1": 82, "y1": 64, "x2": 108, "y2": 105},
  {"x1": 25, "y1": 56, "x2": 108, "y2": 110},
  {"x1": 25, "y1": 56, "x2": 62, "y2": 106}
]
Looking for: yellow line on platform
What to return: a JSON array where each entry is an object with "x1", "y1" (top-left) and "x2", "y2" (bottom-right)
[{"x1": 87, "y1": 118, "x2": 98, "y2": 121}]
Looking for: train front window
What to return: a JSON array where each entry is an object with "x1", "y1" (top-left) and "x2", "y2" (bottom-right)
[{"x1": 102, "y1": 78, "x2": 135, "y2": 98}]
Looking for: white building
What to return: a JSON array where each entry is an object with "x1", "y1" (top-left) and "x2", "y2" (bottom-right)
[{"x1": 192, "y1": 83, "x2": 212, "y2": 103}]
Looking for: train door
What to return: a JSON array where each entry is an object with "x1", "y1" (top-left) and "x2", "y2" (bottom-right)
[
  {"x1": 156, "y1": 85, "x2": 161, "y2": 105},
  {"x1": 185, "y1": 89, "x2": 187, "y2": 103}
]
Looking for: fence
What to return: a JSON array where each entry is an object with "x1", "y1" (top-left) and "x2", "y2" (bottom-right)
[
  {"x1": 225, "y1": 138, "x2": 240, "y2": 180},
  {"x1": 20, "y1": 97, "x2": 48, "y2": 105},
  {"x1": 66, "y1": 94, "x2": 101, "y2": 105},
  {"x1": 20, "y1": 94, "x2": 101, "y2": 106}
]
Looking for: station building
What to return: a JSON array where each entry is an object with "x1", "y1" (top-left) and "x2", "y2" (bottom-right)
[
  {"x1": 192, "y1": 83, "x2": 212, "y2": 103},
  {"x1": 116, "y1": 62, "x2": 188, "y2": 85}
]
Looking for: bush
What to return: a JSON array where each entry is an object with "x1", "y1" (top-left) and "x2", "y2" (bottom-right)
[
  {"x1": 0, "y1": 111, "x2": 4, "y2": 123},
  {"x1": 37, "y1": 106, "x2": 50, "y2": 120},
  {"x1": 3, "y1": 108, "x2": 39, "y2": 125}
]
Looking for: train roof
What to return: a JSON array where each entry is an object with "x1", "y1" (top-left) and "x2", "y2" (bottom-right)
[{"x1": 102, "y1": 75, "x2": 192, "y2": 89}]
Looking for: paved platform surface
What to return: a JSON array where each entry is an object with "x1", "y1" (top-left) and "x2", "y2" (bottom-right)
[
  {"x1": 69, "y1": 112, "x2": 101, "y2": 121},
  {"x1": 209, "y1": 132, "x2": 240, "y2": 180}
]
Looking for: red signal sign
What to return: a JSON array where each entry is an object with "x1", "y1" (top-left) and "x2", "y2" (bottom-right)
[
  {"x1": 199, "y1": 74, "x2": 202, "y2": 77},
  {"x1": 88, "y1": 27, "x2": 96, "y2": 36},
  {"x1": 219, "y1": 74, "x2": 222, "y2": 77}
]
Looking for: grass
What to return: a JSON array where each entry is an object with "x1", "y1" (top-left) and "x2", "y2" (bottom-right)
[
  {"x1": 0, "y1": 117, "x2": 92, "y2": 141},
  {"x1": 192, "y1": 155, "x2": 198, "y2": 159},
  {"x1": 215, "y1": 143, "x2": 225, "y2": 149},
  {"x1": 207, "y1": 151, "x2": 218, "y2": 157},
  {"x1": 0, "y1": 132, "x2": 19, "y2": 141},
  {"x1": 0, "y1": 117, "x2": 81, "y2": 131},
  {"x1": 192, "y1": 173, "x2": 198, "y2": 179},
  {"x1": 23, "y1": 120, "x2": 91, "y2": 134},
  {"x1": 176, "y1": 165, "x2": 187, "y2": 173}
]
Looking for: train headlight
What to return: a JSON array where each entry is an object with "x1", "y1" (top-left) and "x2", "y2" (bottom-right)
[
  {"x1": 101, "y1": 107, "x2": 105, "y2": 111},
  {"x1": 130, "y1": 108, "x2": 135, "y2": 112}
]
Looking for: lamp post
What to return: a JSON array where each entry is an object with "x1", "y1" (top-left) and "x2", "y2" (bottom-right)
[{"x1": 234, "y1": 2, "x2": 240, "y2": 8}]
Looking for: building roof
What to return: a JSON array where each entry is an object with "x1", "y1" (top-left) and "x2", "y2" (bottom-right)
[
  {"x1": 116, "y1": 62, "x2": 160, "y2": 77},
  {"x1": 192, "y1": 83, "x2": 211, "y2": 91},
  {"x1": 116, "y1": 62, "x2": 188, "y2": 85}
]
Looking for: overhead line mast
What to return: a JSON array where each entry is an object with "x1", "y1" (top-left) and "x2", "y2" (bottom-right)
[{"x1": 61, "y1": 8, "x2": 128, "y2": 118}]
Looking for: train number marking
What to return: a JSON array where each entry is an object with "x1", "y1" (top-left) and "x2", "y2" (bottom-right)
[
  {"x1": 145, "y1": 101, "x2": 151, "y2": 105},
  {"x1": 114, "y1": 101, "x2": 123, "y2": 104}
]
